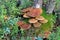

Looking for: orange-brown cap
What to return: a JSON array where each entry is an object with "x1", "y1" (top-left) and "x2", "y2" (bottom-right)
[
  {"x1": 44, "y1": 31, "x2": 51, "y2": 38},
  {"x1": 33, "y1": 22, "x2": 41, "y2": 28},
  {"x1": 35, "y1": 16, "x2": 45, "y2": 20},
  {"x1": 27, "y1": 8, "x2": 42, "y2": 17},
  {"x1": 35, "y1": 8, "x2": 42, "y2": 15},
  {"x1": 20, "y1": 24, "x2": 31, "y2": 30},
  {"x1": 21, "y1": 7, "x2": 33, "y2": 13},
  {"x1": 23, "y1": 13, "x2": 30, "y2": 18},
  {"x1": 29, "y1": 19, "x2": 38, "y2": 23},
  {"x1": 39, "y1": 19, "x2": 48, "y2": 23},
  {"x1": 17, "y1": 21, "x2": 24, "y2": 26}
]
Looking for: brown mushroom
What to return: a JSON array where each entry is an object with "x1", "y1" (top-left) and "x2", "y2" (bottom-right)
[
  {"x1": 35, "y1": 8, "x2": 42, "y2": 15},
  {"x1": 27, "y1": 8, "x2": 42, "y2": 17},
  {"x1": 27, "y1": 11, "x2": 39, "y2": 17},
  {"x1": 44, "y1": 31, "x2": 51, "y2": 38},
  {"x1": 17, "y1": 21, "x2": 24, "y2": 26},
  {"x1": 20, "y1": 24, "x2": 31, "y2": 30},
  {"x1": 29, "y1": 19, "x2": 38, "y2": 23},
  {"x1": 35, "y1": 16, "x2": 45, "y2": 20},
  {"x1": 33, "y1": 22, "x2": 41, "y2": 28},
  {"x1": 21, "y1": 9, "x2": 29, "y2": 13},
  {"x1": 21, "y1": 7, "x2": 33, "y2": 13},
  {"x1": 39, "y1": 19, "x2": 48, "y2": 23},
  {"x1": 23, "y1": 13, "x2": 30, "y2": 18}
]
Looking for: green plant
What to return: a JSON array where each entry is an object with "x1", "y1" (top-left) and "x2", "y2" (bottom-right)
[{"x1": 48, "y1": 26, "x2": 60, "y2": 40}]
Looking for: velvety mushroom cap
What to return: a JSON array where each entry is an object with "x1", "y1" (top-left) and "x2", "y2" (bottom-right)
[
  {"x1": 39, "y1": 19, "x2": 48, "y2": 23},
  {"x1": 35, "y1": 16, "x2": 45, "y2": 20},
  {"x1": 23, "y1": 13, "x2": 30, "y2": 18},
  {"x1": 20, "y1": 24, "x2": 31, "y2": 30},
  {"x1": 33, "y1": 22, "x2": 41, "y2": 27},
  {"x1": 29, "y1": 19, "x2": 38, "y2": 23}
]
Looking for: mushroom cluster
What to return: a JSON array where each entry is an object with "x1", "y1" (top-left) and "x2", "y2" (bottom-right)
[{"x1": 17, "y1": 7, "x2": 48, "y2": 30}]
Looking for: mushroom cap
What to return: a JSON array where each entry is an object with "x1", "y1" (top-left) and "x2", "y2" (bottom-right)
[
  {"x1": 17, "y1": 21, "x2": 24, "y2": 26},
  {"x1": 44, "y1": 31, "x2": 51, "y2": 34},
  {"x1": 23, "y1": 13, "x2": 30, "y2": 18},
  {"x1": 27, "y1": 10, "x2": 39, "y2": 17},
  {"x1": 27, "y1": 8, "x2": 42, "y2": 17},
  {"x1": 21, "y1": 8, "x2": 29, "y2": 13},
  {"x1": 33, "y1": 22, "x2": 41, "y2": 28},
  {"x1": 35, "y1": 16, "x2": 45, "y2": 20},
  {"x1": 35, "y1": 8, "x2": 42, "y2": 14},
  {"x1": 21, "y1": 7, "x2": 33, "y2": 13},
  {"x1": 39, "y1": 19, "x2": 48, "y2": 23},
  {"x1": 20, "y1": 24, "x2": 31, "y2": 30},
  {"x1": 29, "y1": 19, "x2": 38, "y2": 23},
  {"x1": 44, "y1": 31, "x2": 51, "y2": 38}
]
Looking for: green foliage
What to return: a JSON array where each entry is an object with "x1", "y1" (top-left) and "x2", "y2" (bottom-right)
[
  {"x1": 0, "y1": 0, "x2": 32, "y2": 39},
  {"x1": 48, "y1": 26, "x2": 60, "y2": 40}
]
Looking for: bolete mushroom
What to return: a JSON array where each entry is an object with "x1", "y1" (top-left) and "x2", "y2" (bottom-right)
[
  {"x1": 29, "y1": 19, "x2": 38, "y2": 23},
  {"x1": 23, "y1": 13, "x2": 30, "y2": 18},
  {"x1": 20, "y1": 24, "x2": 31, "y2": 30},
  {"x1": 35, "y1": 16, "x2": 45, "y2": 20},
  {"x1": 39, "y1": 19, "x2": 48, "y2": 23},
  {"x1": 33, "y1": 22, "x2": 41, "y2": 28}
]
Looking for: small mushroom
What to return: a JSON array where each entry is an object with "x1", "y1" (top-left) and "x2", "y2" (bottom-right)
[
  {"x1": 20, "y1": 24, "x2": 31, "y2": 30},
  {"x1": 23, "y1": 13, "x2": 30, "y2": 18},
  {"x1": 21, "y1": 7, "x2": 33, "y2": 13},
  {"x1": 39, "y1": 19, "x2": 48, "y2": 23},
  {"x1": 17, "y1": 21, "x2": 24, "y2": 26},
  {"x1": 33, "y1": 22, "x2": 41, "y2": 28},
  {"x1": 21, "y1": 9, "x2": 29, "y2": 13},
  {"x1": 35, "y1": 16, "x2": 45, "y2": 20},
  {"x1": 44, "y1": 31, "x2": 51, "y2": 38},
  {"x1": 29, "y1": 19, "x2": 38, "y2": 23}
]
